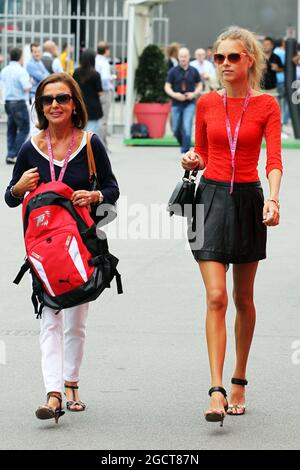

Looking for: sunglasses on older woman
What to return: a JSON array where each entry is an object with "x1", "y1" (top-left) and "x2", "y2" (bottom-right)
[
  {"x1": 39, "y1": 93, "x2": 73, "y2": 106},
  {"x1": 213, "y1": 52, "x2": 247, "y2": 65}
]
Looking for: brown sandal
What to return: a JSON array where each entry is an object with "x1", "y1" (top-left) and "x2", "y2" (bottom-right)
[
  {"x1": 64, "y1": 384, "x2": 86, "y2": 412},
  {"x1": 35, "y1": 392, "x2": 65, "y2": 423}
]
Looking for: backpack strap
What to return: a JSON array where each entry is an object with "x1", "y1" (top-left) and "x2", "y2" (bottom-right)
[
  {"x1": 13, "y1": 259, "x2": 31, "y2": 285},
  {"x1": 114, "y1": 269, "x2": 123, "y2": 294},
  {"x1": 13, "y1": 259, "x2": 45, "y2": 318},
  {"x1": 88, "y1": 254, "x2": 123, "y2": 295}
]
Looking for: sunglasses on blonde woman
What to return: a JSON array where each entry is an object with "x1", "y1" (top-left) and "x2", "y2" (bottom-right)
[
  {"x1": 213, "y1": 52, "x2": 248, "y2": 65},
  {"x1": 39, "y1": 93, "x2": 73, "y2": 106}
]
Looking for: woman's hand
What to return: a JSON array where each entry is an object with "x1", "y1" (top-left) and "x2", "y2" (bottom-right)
[
  {"x1": 71, "y1": 190, "x2": 100, "y2": 208},
  {"x1": 181, "y1": 151, "x2": 204, "y2": 171},
  {"x1": 262, "y1": 200, "x2": 280, "y2": 226},
  {"x1": 13, "y1": 167, "x2": 40, "y2": 197}
]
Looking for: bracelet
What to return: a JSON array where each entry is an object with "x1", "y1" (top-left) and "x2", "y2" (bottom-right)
[
  {"x1": 266, "y1": 198, "x2": 280, "y2": 209},
  {"x1": 10, "y1": 185, "x2": 24, "y2": 199}
]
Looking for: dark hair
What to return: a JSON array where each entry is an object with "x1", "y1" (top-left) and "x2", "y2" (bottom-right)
[
  {"x1": 264, "y1": 36, "x2": 274, "y2": 44},
  {"x1": 30, "y1": 43, "x2": 40, "y2": 51},
  {"x1": 97, "y1": 46, "x2": 106, "y2": 55},
  {"x1": 34, "y1": 72, "x2": 88, "y2": 130},
  {"x1": 62, "y1": 42, "x2": 68, "y2": 51},
  {"x1": 80, "y1": 49, "x2": 95, "y2": 68},
  {"x1": 77, "y1": 49, "x2": 96, "y2": 83},
  {"x1": 10, "y1": 47, "x2": 22, "y2": 61},
  {"x1": 274, "y1": 38, "x2": 284, "y2": 48}
]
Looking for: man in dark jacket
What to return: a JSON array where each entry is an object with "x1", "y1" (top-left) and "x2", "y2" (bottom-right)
[
  {"x1": 261, "y1": 37, "x2": 284, "y2": 93},
  {"x1": 164, "y1": 47, "x2": 202, "y2": 154}
]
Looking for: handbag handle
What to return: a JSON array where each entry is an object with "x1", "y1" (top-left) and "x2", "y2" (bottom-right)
[
  {"x1": 183, "y1": 169, "x2": 198, "y2": 181},
  {"x1": 86, "y1": 131, "x2": 98, "y2": 180}
]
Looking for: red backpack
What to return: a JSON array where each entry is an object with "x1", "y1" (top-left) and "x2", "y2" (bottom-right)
[{"x1": 14, "y1": 180, "x2": 122, "y2": 318}]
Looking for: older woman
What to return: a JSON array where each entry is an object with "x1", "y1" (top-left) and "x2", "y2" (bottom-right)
[
  {"x1": 182, "y1": 27, "x2": 282, "y2": 427},
  {"x1": 5, "y1": 73, "x2": 119, "y2": 423}
]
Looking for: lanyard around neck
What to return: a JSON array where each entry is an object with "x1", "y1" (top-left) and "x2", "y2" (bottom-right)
[
  {"x1": 223, "y1": 89, "x2": 251, "y2": 194},
  {"x1": 181, "y1": 67, "x2": 190, "y2": 92},
  {"x1": 46, "y1": 128, "x2": 75, "y2": 182}
]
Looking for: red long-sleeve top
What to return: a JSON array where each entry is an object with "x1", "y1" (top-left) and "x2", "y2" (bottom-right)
[{"x1": 194, "y1": 91, "x2": 283, "y2": 182}]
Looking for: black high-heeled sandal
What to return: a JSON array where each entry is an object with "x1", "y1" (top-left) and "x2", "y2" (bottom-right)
[
  {"x1": 35, "y1": 393, "x2": 65, "y2": 424},
  {"x1": 204, "y1": 386, "x2": 228, "y2": 427},
  {"x1": 64, "y1": 384, "x2": 86, "y2": 412},
  {"x1": 227, "y1": 378, "x2": 248, "y2": 415}
]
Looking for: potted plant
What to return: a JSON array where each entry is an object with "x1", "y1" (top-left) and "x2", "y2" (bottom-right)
[{"x1": 134, "y1": 44, "x2": 170, "y2": 138}]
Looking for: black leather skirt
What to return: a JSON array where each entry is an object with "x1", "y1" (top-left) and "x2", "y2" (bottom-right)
[{"x1": 188, "y1": 176, "x2": 267, "y2": 264}]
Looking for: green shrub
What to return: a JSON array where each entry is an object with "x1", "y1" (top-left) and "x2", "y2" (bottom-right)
[{"x1": 135, "y1": 44, "x2": 168, "y2": 103}]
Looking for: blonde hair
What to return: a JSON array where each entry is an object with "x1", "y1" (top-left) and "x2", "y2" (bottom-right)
[{"x1": 213, "y1": 26, "x2": 265, "y2": 90}]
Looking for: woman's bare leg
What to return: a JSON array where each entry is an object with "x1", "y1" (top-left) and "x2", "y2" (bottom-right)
[
  {"x1": 199, "y1": 260, "x2": 228, "y2": 413},
  {"x1": 229, "y1": 261, "x2": 259, "y2": 414}
]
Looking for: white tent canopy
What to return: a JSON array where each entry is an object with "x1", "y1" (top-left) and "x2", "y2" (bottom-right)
[
  {"x1": 298, "y1": 0, "x2": 300, "y2": 40},
  {"x1": 124, "y1": 0, "x2": 173, "y2": 138}
]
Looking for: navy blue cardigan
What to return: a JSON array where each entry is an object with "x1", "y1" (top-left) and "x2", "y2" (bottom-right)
[{"x1": 5, "y1": 133, "x2": 119, "y2": 208}]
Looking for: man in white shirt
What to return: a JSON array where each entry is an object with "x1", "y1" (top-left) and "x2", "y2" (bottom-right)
[
  {"x1": 41, "y1": 40, "x2": 64, "y2": 74},
  {"x1": 95, "y1": 41, "x2": 114, "y2": 151},
  {"x1": 190, "y1": 48, "x2": 217, "y2": 91},
  {"x1": 1, "y1": 48, "x2": 31, "y2": 163}
]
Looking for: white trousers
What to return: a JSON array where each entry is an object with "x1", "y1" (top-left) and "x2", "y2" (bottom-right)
[{"x1": 39, "y1": 303, "x2": 89, "y2": 394}]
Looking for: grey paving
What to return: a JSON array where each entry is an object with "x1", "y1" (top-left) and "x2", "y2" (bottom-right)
[{"x1": 0, "y1": 128, "x2": 299, "y2": 450}]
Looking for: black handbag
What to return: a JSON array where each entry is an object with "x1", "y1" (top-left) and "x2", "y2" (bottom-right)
[{"x1": 167, "y1": 169, "x2": 198, "y2": 217}]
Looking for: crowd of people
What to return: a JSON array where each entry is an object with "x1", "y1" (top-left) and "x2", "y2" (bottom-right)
[
  {"x1": 1, "y1": 33, "x2": 300, "y2": 167},
  {"x1": 0, "y1": 39, "x2": 115, "y2": 165},
  {"x1": 164, "y1": 36, "x2": 300, "y2": 151}
]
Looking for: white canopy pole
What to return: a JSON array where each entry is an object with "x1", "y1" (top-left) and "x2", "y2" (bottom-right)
[
  {"x1": 124, "y1": 2, "x2": 136, "y2": 140},
  {"x1": 298, "y1": 0, "x2": 300, "y2": 41},
  {"x1": 124, "y1": 0, "x2": 173, "y2": 139}
]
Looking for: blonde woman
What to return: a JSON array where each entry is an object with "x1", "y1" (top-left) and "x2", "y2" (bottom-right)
[{"x1": 181, "y1": 27, "x2": 282, "y2": 426}]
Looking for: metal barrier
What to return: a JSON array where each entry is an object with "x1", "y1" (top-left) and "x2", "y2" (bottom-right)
[{"x1": 0, "y1": 0, "x2": 169, "y2": 133}]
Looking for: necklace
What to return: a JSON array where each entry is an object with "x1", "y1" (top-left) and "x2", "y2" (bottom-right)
[{"x1": 45, "y1": 127, "x2": 75, "y2": 182}]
